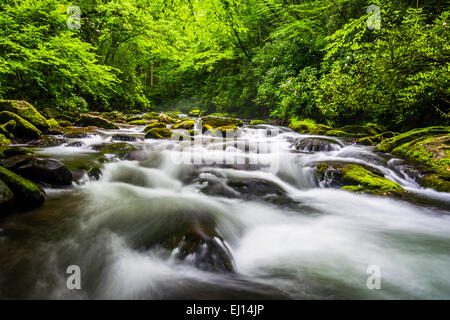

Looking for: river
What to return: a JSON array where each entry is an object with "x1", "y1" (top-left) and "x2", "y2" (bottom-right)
[{"x1": 1, "y1": 119, "x2": 449, "y2": 299}]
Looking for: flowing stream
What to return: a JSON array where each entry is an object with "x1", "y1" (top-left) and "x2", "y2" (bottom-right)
[{"x1": 1, "y1": 120, "x2": 450, "y2": 299}]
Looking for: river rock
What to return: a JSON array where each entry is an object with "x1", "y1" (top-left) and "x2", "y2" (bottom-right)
[
  {"x1": 100, "y1": 142, "x2": 138, "y2": 159},
  {"x1": 74, "y1": 114, "x2": 119, "y2": 129},
  {"x1": 0, "y1": 111, "x2": 41, "y2": 139},
  {"x1": 172, "y1": 120, "x2": 195, "y2": 130},
  {"x1": 111, "y1": 134, "x2": 138, "y2": 142},
  {"x1": 200, "y1": 116, "x2": 243, "y2": 128},
  {"x1": 0, "y1": 178, "x2": 14, "y2": 211},
  {"x1": 143, "y1": 122, "x2": 166, "y2": 132},
  {"x1": 0, "y1": 166, "x2": 45, "y2": 208},
  {"x1": 145, "y1": 127, "x2": 173, "y2": 139},
  {"x1": 1, "y1": 155, "x2": 73, "y2": 186},
  {"x1": 295, "y1": 137, "x2": 343, "y2": 152},
  {"x1": 0, "y1": 100, "x2": 49, "y2": 131},
  {"x1": 158, "y1": 114, "x2": 176, "y2": 124}
]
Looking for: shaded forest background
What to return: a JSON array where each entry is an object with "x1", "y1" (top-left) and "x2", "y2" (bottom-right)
[{"x1": 0, "y1": 0, "x2": 448, "y2": 130}]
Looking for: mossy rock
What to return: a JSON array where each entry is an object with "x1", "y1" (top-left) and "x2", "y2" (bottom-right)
[
  {"x1": 63, "y1": 127, "x2": 96, "y2": 139},
  {"x1": 375, "y1": 126, "x2": 450, "y2": 153},
  {"x1": 100, "y1": 143, "x2": 138, "y2": 158},
  {"x1": 0, "y1": 146, "x2": 34, "y2": 159},
  {"x1": 145, "y1": 128, "x2": 173, "y2": 139},
  {"x1": 358, "y1": 131, "x2": 397, "y2": 146},
  {"x1": 0, "y1": 165, "x2": 45, "y2": 208},
  {"x1": 338, "y1": 124, "x2": 381, "y2": 137},
  {"x1": 0, "y1": 120, "x2": 16, "y2": 139},
  {"x1": 200, "y1": 116, "x2": 243, "y2": 128},
  {"x1": 250, "y1": 120, "x2": 272, "y2": 125},
  {"x1": 127, "y1": 120, "x2": 148, "y2": 125},
  {"x1": 158, "y1": 114, "x2": 176, "y2": 124},
  {"x1": 172, "y1": 120, "x2": 195, "y2": 130},
  {"x1": 0, "y1": 133, "x2": 11, "y2": 147},
  {"x1": 58, "y1": 120, "x2": 73, "y2": 127},
  {"x1": 74, "y1": 114, "x2": 119, "y2": 129},
  {"x1": 143, "y1": 122, "x2": 167, "y2": 131},
  {"x1": 0, "y1": 178, "x2": 14, "y2": 211},
  {"x1": 420, "y1": 174, "x2": 450, "y2": 193},
  {"x1": 324, "y1": 129, "x2": 351, "y2": 137},
  {"x1": 0, "y1": 100, "x2": 49, "y2": 131},
  {"x1": 46, "y1": 118, "x2": 60, "y2": 128},
  {"x1": 0, "y1": 111, "x2": 41, "y2": 139},
  {"x1": 316, "y1": 162, "x2": 405, "y2": 196},
  {"x1": 289, "y1": 120, "x2": 315, "y2": 133},
  {"x1": 141, "y1": 112, "x2": 161, "y2": 120},
  {"x1": 309, "y1": 124, "x2": 333, "y2": 135},
  {"x1": 188, "y1": 109, "x2": 202, "y2": 117}
]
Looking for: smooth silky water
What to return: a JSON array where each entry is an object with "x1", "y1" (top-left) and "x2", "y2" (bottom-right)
[{"x1": 1, "y1": 122, "x2": 449, "y2": 299}]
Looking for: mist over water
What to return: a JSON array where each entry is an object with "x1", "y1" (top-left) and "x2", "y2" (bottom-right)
[{"x1": 1, "y1": 122, "x2": 450, "y2": 299}]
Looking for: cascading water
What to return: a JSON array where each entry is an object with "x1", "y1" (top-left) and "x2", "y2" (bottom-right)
[{"x1": 1, "y1": 122, "x2": 450, "y2": 299}]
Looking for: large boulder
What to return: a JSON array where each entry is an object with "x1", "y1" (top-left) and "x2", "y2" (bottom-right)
[
  {"x1": 0, "y1": 100, "x2": 49, "y2": 131},
  {"x1": 200, "y1": 116, "x2": 243, "y2": 128},
  {"x1": 1, "y1": 155, "x2": 73, "y2": 186},
  {"x1": 158, "y1": 113, "x2": 176, "y2": 124},
  {"x1": 0, "y1": 111, "x2": 41, "y2": 139},
  {"x1": 74, "y1": 114, "x2": 119, "y2": 129},
  {"x1": 143, "y1": 122, "x2": 166, "y2": 132},
  {"x1": 172, "y1": 119, "x2": 195, "y2": 130},
  {"x1": 0, "y1": 166, "x2": 45, "y2": 208},
  {"x1": 316, "y1": 161, "x2": 406, "y2": 196}
]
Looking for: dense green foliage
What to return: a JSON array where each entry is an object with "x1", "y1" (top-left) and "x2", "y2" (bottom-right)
[{"x1": 0, "y1": 0, "x2": 448, "y2": 129}]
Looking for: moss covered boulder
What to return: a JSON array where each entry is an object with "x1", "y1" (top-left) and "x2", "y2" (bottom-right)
[
  {"x1": 46, "y1": 118, "x2": 60, "y2": 128},
  {"x1": 172, "y1": 119, "x2": 195, "y2": 130},
  {"x1": 249, "y1": 119, "x2": 271, "y2": 125},
  {"x1": 0, "y1": 120, "x2": 16, "y2": 139},
  {"x1": 358, "y1": 131, "x2": 397, "y2": 146},
  {"x1": 188, "y1": 109, "x2": 202, "y2": 117},
  {"x1": 0, "y1": 111, "x2": 41, "y2": 139},
  {"x1": 0, "y1": 166, "x2": 45, "y2": 208},
  {"x1": 143, "y1": 122, "x2": 167, "y2": 132},
  {"x1": 158, "y1": 114, "x2": 176, "y2": 124},
  {"x1": 100, "y1": 142, "x2": 138, "y2": 159},
  {"x1": 145, "y1": 127, "x2": 173, "y2": 139},
  {"x1": 75, "y1": 114, "x2": 119, "y2": 129},
  {"x1": 0, "y1": 146, "x2": 34, "y2": 159},
  {"x1": 289, "y1": 120, "x2": 332, "y2": 135},
  {"x1": 127, "y1": 119, "x2": 148, "y2": 126},
  {"x1": 200, "y1": 116, "x2": 243, "y2": 128},
  {"x1": 316, "y1": 162, "x2": 406, "y2": 196},
  {"x1": 58, "y1": 120, "x2": 73, "y2": 127},
  {"x1": 0, "y1": 100, "x2": 49, "y2": 131}
]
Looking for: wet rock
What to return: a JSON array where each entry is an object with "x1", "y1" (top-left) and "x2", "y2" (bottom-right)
[
  {"x1": 172, "y1": 120, "x2": 195, "y2": 130},
  {"x1": 28, "y1": 135, "x2": 67, "y2": 147},
  {"x1": 145, "y1": 127, "x2": 173, "y2": 139},
  {"x1": 63, "y1": 127, "x2": 96, "y2": 138},
  {"x1": 87, "y1": 166, "x2": 102, "y2": 181},
  {"x1": 158, "y1": 114, "x2": 176, "y2": 124},
  {"x1": 0, "y1": 146, "x2": 34, "y2": 159},
  {"x1": 0, "y1": 100, "x2": 49, "y2": 131},
  {"x1": 0, "y1": 166, "x2": 45, "y2": 209},
  {"x1": 0, "y1": 111, "x2": 41, "y2": 139},
  {"x1": 0, "y1": 134, "x2": 11, "y2": 147},
  {"x1": 1, "y1": 155, "x2": 73, "y2": 186},
  {"x1": 0, "y1": 178, "x2": 14, "y2": 211},
  {"x1": 74, "y1": 114, "x2": 119, "y2": 129},
  {"x1": 295, "y1": 137, "x2": 343, "y2": 152},
  {"x1": 0, "y1": 119, "x2": 16, "y2": 139},
  {"x1": 163, "y1": 220, "x2": 234, "y2": 273},
  {"x1": 143, "y1": 122, "x2": 166, "y2": 132},
  {"x1": 358, "y1": 131, "x2": 397, "y2": 146},
  {"x1": 100, "y1": 142, "x2": 138, "y2": 159},
  {"x1": 111, "y1": 134, "x2": 137, "y2": 142},
  {"x1": 316, "y1": 161, "x2": 406, "y2": 196},
  {"x1": 201, "y1": 116, "x2": 243, "y2": 128},
  {"x1": 67, "y1": 141, "x2": 85, "y2": 147}
]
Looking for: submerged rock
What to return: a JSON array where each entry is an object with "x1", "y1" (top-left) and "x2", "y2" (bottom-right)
[
  {"x1": 295, "y1": 137, "x2": 343, "y2": 152},
  {"x1": 87, "y1": 166, "x2": 102, "y2": 181},
  {"x1": 0, "y1": 111, "x2": 41, "y2": 139},
  {"x1": 74, "y1": 114, "x2": 119, "y2": 129},
  {"x1": 0, "y1": 166, "x2": 45, "y2": 209},
  {"x1": 1, "y1": 155, "x2": 73, "y2": 186},
  {"x1": 0, "y1": 100, "x2": 49, "y2": 131},
  {"x1": 316, "y1": 161, "x2": 406, "y2": 196}
]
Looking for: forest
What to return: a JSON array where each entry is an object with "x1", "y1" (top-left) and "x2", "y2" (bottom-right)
[
  {"x1": 0, "y1": 0, "x2": 448, "y2": 130},
  {"x1": 1, "y1": 0, "x2": 450, "y2": 301}
]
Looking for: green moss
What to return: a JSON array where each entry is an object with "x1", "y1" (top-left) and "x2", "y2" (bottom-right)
[
  {"x1": 46, "y1": 118, "x2": 60, "y2": 128},
  {"x1": 250, "y1": 120, "x2": 270, "y2": 125},
  {"x1": 58, "y1": 120, "x2": 72, "y2": 127},
  {"x1": 0, "y1": 133, "x2": 11, "y2": 146},
  {"x1": 340, "y1": 164, "x2": 404, "y2": 195},
  {"x1": 420, "y1": 174, "x2": 450, "y2": 193},
  {"x1": 0, "y1": 100, "x2": 49, "y2": 131},
  {"x1": 0, "y1": 165, "x2": 45, "y2": 208},
  {"x1": 172, "y1": 120, "x2": 195, "y2": 129},
  {"x1": 375, "y1": 126, "x2": 450, "y2": 153},
  {"x1": 201, "y1": 116, "x2": 243, "y2": 128},
  {"x1": 0, "y1": 111, "x2": 41, "y2": 139},
  {"x1": 74, "y1": 114, "x2": 119, "y2": 129},
  {"x1": 143, "y1": 122, "x2": 167, "y2": 131},
  {"x1": 128, "y1": 120, "x2": 148, "y2": 125},
  {"x1": 189, "y1": 109, "x2": 202, "y2": 117},
  {"x1": 0, "y1": 120, "x2": 16, "y2": 139},
  {"x1": 100, "y1": 142, "x2": 137, "y2": 158},
  {"x1": 309, "y1": 124, "x2": 333, "y2": 135},
  {"x1": 158, "y1": 114, "x2": 176, "y2": 124},
  {"x1": 145, "y1": 127, "x2": 173, "y2": 139},
  {"x1": 358, "y1": 131, "x2": 397, "y2": 146},
  {"x1": 324, "y1": 130, "x2": 351, "y2": 137}
]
